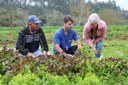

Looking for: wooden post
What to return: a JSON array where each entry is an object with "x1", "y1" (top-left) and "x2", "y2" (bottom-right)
[
  {"x1": 9, "y1": 13, "x2": 13, "y2": 31},
  {"x1": 8, "y1": 0, "x2": 13, "y2": 31}
]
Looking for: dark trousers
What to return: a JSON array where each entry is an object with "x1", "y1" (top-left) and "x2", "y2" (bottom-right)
[{"x1": 63, "y1": 45, "x2": 78, "y2": 55}]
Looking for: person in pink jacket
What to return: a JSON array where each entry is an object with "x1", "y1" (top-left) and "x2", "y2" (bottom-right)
[{"x1": 83, "y1": 13, "x2": 107, "y2": 57}]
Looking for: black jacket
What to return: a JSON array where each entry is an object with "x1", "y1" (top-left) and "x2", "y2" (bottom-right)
[{"x1": 16, "y1": 26, "x2": 48, "y2": 55}]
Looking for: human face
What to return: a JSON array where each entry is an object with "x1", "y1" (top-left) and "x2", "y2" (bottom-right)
[
  {"x1": 29, "y1": 23, "x2": 39, "y2": 31},
  {"x1": 90, "y1": 22, "x2": 98, "y2": 29},
  {"x1": 64, "y1": 21, "x2": 73, "y2": 31}
]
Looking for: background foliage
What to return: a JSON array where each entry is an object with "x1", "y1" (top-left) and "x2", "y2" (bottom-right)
[{"x1": 0, "y1": 0, "x2": 128, "y2": 26}]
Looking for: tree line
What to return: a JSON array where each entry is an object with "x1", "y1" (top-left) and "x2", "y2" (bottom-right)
[{"x1": 0, "y1": 0, "x2": 128, "y2": 26}]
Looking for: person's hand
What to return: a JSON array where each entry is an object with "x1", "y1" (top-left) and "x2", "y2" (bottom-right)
[
  {"x1": 78, "y1": 45, "x2": 82, "y2": 49},
  {"x1": 26, "y1": 52, "x2": 35, "y2": 58},
  {"x1": 59, "y1": 52, "x2": 73, "y2": 58},
  {"x1": 93, "y1": 40, "x2": 97, "y2": 44},
  {"x1": 47, "y1": 51, "x2": 52, "y2": 56},
  {"x1": 42, "y1": 51, "x2": 47, "y2": 55},
  {"x1": 92, "y1": 47, "x2": 98, "y2": 54},
  {"x1": 66, "y1": 54, "x2": 74, "y2": 58},
  {"x1": 59, "y1": 51, "x2": 66, "y2": 56}
]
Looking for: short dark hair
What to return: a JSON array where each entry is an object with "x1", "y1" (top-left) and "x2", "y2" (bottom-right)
[{"x1": 63, "y1": 15, "x2": 74, "y2": 23}]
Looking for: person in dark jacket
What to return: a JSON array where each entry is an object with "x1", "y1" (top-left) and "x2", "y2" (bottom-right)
[{"x1": 16, "y1": 15, "x2": 48, "y2": 58}]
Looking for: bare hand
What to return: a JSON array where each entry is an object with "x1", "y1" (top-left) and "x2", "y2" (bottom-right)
[
  {"x1": 92, "y1": 47, "x2": 98, "y2": 54},
  {"x1": 26, "y1": 52, "x2": 35, "y2": 58},
  {"x1": 78, "y1": 45, "x2": 82, "y2": 49},
  {"x1": 47, "y1": 51, "x2": 52, "y2": 56},
  {"x1": 42, "y1": 51, "x2": 47, "y2": 55},
  {"x1": 66, "y1": 54, "x2": 74, "y2": 57}
]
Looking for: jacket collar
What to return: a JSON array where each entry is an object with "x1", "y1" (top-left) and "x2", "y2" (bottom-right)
[{"x1": 86, "y1": 20, "x2": 105, "y2": 32}]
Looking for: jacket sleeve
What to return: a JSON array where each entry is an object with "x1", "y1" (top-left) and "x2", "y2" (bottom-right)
[
  {"x1": 16, "y1": 31, "x2": 29, "y2": 55},
  {"x1": 40, "y1": 29, "x2": 49, "y2": 52},
  {"x1": 83, "y1": 24, "x2": 94, "y2": 48}
]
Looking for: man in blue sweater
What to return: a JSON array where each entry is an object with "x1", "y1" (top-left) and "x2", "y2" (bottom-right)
[{"x1": 53, "y1": 15, "x2": 82, "y2": 55}]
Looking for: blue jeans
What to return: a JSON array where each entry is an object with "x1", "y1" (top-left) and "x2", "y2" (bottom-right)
[
  {"x1": 85, "y1": 40, "x2": 103, "y2": 57},
  {"x1": 32, "y1": 50, "x2": 43, "y2": 57},
  {"x1": 95, "y1": 40, "x2": 103, "y2": 57}
]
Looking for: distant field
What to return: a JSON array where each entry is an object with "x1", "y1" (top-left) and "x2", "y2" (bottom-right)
[{"x1": 0, "y1": 25, "x2": 128, "y2": 58}]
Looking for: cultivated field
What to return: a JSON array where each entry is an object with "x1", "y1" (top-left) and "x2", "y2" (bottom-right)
[
  {"x1": 0, "y1": 25, "x2": 128, "y2": 57},
  {"x1": 0, "y1": 25, "x2": 128, "y2": 85}
]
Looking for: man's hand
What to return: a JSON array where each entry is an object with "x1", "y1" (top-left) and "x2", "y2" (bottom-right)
[
  {"x1": 26, "y1": 52, "x2": 35, "y2": 58},
  {"x1": 76, "y1": 39, "x2": 82, "y2": 49},
  {"x1": 42, "y1": 51, "x2": 47, "y2": 55},
  {"x1": 78, "y1": 44, "x2": 82, "y2": 49},
  {"x1": 59, "y1": 51, "x2": 66, "y2": 56},
  {"x1": 66, "y1": 54, "x2": 74, "y2": 58},
  {"x1": 47, "y1": 51, "x2": 52, "y2": 56}
]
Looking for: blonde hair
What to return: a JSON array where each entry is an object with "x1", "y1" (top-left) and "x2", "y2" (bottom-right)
[{"x1": 88, "y1": 13, "x2": 100, "y2": 24}]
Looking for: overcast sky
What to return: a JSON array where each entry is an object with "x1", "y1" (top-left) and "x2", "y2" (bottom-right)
[{"x1": 86, "y1": 0, "x2": 128, "y2": 11}]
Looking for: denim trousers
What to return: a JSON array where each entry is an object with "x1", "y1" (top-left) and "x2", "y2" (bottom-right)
[
  {"x1": 95, "y1": 40, "x2": 103, "y2": 57},
  {"x1": 32, "y1": 50, "x2": 43, "y2": 57},
  {"x1": 85, "y1": 40, "x2": 103, "y2": 57}
]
